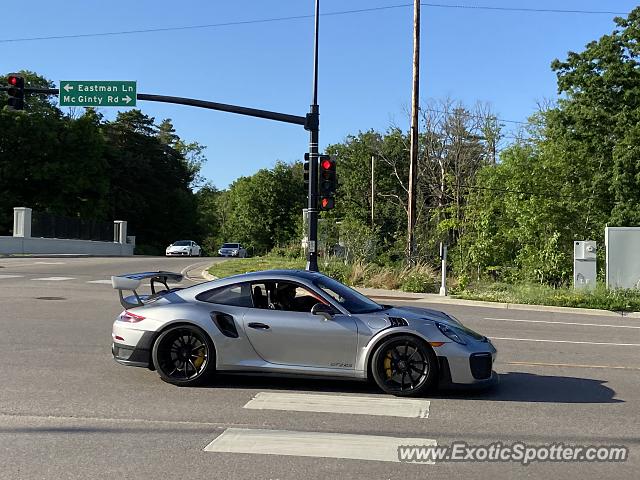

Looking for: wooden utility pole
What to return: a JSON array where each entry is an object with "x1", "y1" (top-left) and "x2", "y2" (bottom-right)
[{"x1": 407, "y1": 0, "x2": 420, "y2": 264}]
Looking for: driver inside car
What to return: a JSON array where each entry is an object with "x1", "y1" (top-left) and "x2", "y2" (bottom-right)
[{"x1": 274, "y1": 283, "x2": 297, "y2": 311}]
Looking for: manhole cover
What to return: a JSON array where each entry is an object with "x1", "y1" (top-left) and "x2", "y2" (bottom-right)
[{"x1": 35, "y1": 296, "x2": 66, "y2": 301}]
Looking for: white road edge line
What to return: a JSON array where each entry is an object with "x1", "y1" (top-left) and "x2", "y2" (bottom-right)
[
  {"x1": 87, "y1": 279, "x2": 113, "y2": 284},
  {"x1": 204, "y1": 428, "x2": 437, "y2": 464},
  {"x1": 32, "y1": 277, "x2": 75, "y2": 281},
  {"x1": 243, "y1": 392, "x2": 430, "y2": 418},
  {"x1": 484, "y1": 317, "x2": 640, "y2": 329},
  {"x1": 0, "y1": 275, "x2": 24, "y2": 279},
  {"x1": 492, "y1": 337, "x2": 640, "y2": 347},
  {"x1": 501, "y1": 361, "x2": 640, "y2": 370}
]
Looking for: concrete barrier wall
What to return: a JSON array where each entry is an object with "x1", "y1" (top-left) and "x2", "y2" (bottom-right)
[{"x1": 0, "y1": 236, "x2": 134, "y2": 256}]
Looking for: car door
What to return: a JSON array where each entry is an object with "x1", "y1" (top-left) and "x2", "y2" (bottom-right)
[
  {"x1": 196, "y1": 282, "x2": 262, "y2": 367},
  {"x1": 242, "y1": 281, "x2": 358, "y2": 369}
]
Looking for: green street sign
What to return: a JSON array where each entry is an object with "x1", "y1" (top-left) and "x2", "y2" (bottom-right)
[{"x1": 59, "y1": 80, "x2": 137, "y2": 107}]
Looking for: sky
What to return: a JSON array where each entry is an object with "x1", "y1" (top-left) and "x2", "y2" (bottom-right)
[{"x1": 2, "y1": 1, "x2": 637, "y2": 189}]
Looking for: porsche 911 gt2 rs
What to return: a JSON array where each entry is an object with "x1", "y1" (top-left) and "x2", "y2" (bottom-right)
[{"x1": 110, "y1": 270, "x2": 497, "y2": 396}]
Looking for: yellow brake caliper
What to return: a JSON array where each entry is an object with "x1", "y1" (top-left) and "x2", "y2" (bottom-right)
[
  {"x1": 384, "y1": 352, "x2": 393, "y2": 378},
  {"x1": 193, "y1": 346, "x2": 206, "y2": 368}
]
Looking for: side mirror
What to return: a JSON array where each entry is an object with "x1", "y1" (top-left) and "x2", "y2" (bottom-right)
[{"x1": 311, "y1": 303, "x2": 334, "y2": 320}]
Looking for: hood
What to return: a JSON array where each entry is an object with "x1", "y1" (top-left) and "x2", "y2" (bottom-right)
[
  {"x1": 167, "y1": 245, "x2": 190, "y2": 250},
  {"x1": 380, "y1": 305, "x2": 461, "y2": 326},
  {"x1": 381, "y1": 305, "x2": 487, "y2": 342}
]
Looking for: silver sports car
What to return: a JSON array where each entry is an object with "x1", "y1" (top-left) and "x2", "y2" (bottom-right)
[{"x1": 111, "y1": 270, "x2": 497, "y2": 397}]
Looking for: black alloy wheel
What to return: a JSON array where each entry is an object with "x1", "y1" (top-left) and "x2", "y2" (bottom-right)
[
  {"x1": 371, "y1": 335, "x2": 437, "y2": 397},
  {"x1": 152, "y1": 325, "x2": 215, "y2": 386}
]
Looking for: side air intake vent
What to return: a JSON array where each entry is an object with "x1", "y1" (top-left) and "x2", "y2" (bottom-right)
[
  {"x1": 210, "y1": 311, "x2": 239, "y2": 338},
  {"x1": 388, "y1": 317, "x2": 408, "y2": 327}
]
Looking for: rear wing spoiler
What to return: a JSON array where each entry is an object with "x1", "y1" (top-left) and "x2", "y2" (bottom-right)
[{"x1": 111, "y1": 271, "x2": 183, "y2": 309}]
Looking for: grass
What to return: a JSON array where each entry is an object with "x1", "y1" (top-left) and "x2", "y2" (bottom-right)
[
  {"x1": 210, "y1": 256, "x2": 640, "y2": 312},
  {"x1": 455, "y1": 282, "x2": 640, "y2": 312},
  {"x1": 208, "y1": 256, "x2": 305, "y2": 279},
  {"x1": 208, "y1": 255, "x2": 439, "y2": 293}
]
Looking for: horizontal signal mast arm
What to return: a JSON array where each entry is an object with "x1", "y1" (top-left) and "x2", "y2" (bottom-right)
[{"x1": 10, "y1": 88, "x2": 308, "y2": 127}]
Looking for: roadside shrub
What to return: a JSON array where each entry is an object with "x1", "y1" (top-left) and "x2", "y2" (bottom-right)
[
  {"x1": 400, "y1": 273, "x2": 437, "y2": 293},
  {"x1": 400, "y1": 263, "x2": 440, "y2": 293},
  {"x1": 321, "y1": 262, "x2": 349, "y2": 283},
  {"x1": 347, "y1": 261, "x2": 371, "y2": 286},
  {"x1": 366, "y1": 269, "x2": 402, "y2": 290},
  {"x1": 270, "y1": 244, "x2": 303, "y2": 259}
]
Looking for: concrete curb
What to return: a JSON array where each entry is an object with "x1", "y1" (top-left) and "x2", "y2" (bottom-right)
[
  {"x1": 201, "y1": 268, "x2": 217, "y2": 281},
  {"x1": 355, "y1": 288, "x2": 640, "y2": 318}
]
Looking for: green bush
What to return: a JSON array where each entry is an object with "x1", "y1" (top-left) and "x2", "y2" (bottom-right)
[
  {"x1": 400, "y1": 273, "x2": 437, "y2": 293},
  {"x1": 321, "y1": 262, "x2": 349, "y2": 283},
  {"x1": 270, "y1": 244, "x2": 304, "y2": 259}
]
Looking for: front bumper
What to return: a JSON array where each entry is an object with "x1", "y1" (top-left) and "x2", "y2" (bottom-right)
[
  {"x1": 218, "y1": 251, "x2": 238, "y2": 257},
  {"x1": 166, "y1": 251, "x2": 190, "y2": 256},
  {"x1": 438, "y1": 356, "x2": 499, "y2": 390},
  {"x1": 435, "y1": 337, "x2": 498, "y2": 389}
]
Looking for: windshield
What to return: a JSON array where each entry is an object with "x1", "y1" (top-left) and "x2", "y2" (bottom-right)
[
  {"x1": 173, "y1": 241, "x2": 190, "y2": 246},
  {"x1": 313, "y1": 276, "x2": 384, "y2": 314},
  {"x1": 222, "y1": 243, "x2": 239, "y2": 248}
]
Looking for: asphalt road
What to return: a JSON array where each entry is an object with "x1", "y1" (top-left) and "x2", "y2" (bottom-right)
[{"x1": 0, "y1": 256, "x2": 638, "y2": 479}]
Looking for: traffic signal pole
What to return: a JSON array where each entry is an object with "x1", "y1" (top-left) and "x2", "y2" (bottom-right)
[
  {"x1": 306, "y1": 0, "x2": 321, "y2": 272},
  {"x1": 6, "y1": 0, "x2": 324, "y2": 273}
]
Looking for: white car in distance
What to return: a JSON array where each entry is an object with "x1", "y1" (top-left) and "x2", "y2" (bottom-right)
[{"x1": 165, "y1": 240, "x2": 201, "y2": 257}]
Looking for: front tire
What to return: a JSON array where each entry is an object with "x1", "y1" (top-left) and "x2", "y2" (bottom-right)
[
  {"x1": 152, "y1": 325, "x2": 215, "y2": 386},
  {"x1": 370, "y1": 335, "x2": 437, "y2": 397}
]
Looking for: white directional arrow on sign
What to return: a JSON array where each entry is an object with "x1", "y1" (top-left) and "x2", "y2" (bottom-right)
[
  {"x1": 63, "y1": 84, "x2": 73, "y2": 92},
  {"x1": 122, "y1": 95, "x2": 132, "y2": 104}
]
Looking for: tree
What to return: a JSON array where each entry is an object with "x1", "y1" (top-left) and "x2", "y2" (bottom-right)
[{"x1": 220, "y1": 162, "x2": 305, "y2": 254}]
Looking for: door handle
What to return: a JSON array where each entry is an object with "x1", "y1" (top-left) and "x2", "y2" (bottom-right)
[{"x1": 247, "y1": 322, "x2": 270, "y2": 330}]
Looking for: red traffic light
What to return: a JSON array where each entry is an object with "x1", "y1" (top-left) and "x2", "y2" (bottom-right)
[
  {"x1": 321, "y1": 159, "x2": 332, "y2": 170},
  {"x1": 320, "y1": 197, "x2": 334, "y2": 210},
  {"x1": 6, "y1": 74, "x2": 25, "y2": 111}
]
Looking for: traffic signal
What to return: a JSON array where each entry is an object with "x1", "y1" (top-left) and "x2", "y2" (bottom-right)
[
  {"x1": 318, "y1": 154, "x2": 337, "y2": 211},
  {"x1": 303, "y1": 152, "x2": 310, "y2": 189},
  {"x1": 6, "y1": 74, "x2": 25, "y2": 111}
]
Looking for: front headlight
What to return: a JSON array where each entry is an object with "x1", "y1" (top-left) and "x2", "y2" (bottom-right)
[
  {"x1": 232, "y1": 249, "x2": 238, "y2": 254},
  {"x1": 436, "y1": 322, "x2": 466, "y2": 345}
]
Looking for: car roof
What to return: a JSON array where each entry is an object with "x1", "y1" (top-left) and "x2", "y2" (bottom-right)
[{"x1": 223, "y1": 269, "x2": 324, "y2": 282}]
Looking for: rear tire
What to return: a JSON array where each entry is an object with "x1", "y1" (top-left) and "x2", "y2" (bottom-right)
[
  {"x1": 370, "y1": 335, "x2": 437, "y2": 397},
  {"x1": 152, "y1": 325, "x2": 215, "y2": 386}
]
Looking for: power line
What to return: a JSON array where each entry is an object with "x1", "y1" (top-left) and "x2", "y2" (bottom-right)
[
  {"x1": 0, "y1": 3, "x2": 629, "y2": 44},
  {"x1": 421, "y1": 3, "x2": 628, "y2": 15}
]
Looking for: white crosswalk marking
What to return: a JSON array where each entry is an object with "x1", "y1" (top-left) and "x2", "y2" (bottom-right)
[
  {"x1": 244, "y1": 392, "x2": 430, "y2": 418},
  {"x1": 204, "y1": 428, "x2": 436, "y2": 463},
  {"x1": 0, "y1": 275, "x2": 24, "y2": 279},
  {"x1": 32, "y1": 277, "x2": 75, "y2": 281}
]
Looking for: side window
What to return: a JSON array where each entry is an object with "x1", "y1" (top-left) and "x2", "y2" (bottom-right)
[
  {"x1": 197, "y1": 282, "x2": 253, "y2": 307},
  {"x1": 250, "y1": 281, "x2": 326, "y2": 313}
]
